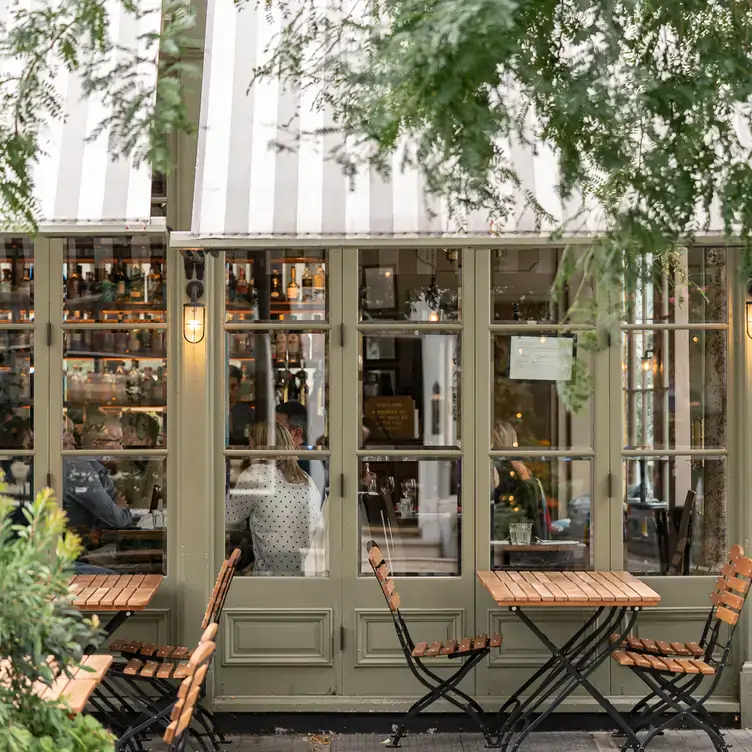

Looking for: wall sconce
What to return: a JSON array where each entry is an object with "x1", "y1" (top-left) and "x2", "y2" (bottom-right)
[
  {"x1": 641, "y1": 349, "x2": 654, "y2": 372},
  {"x1": 183, "y1": 279, "x2": 205, "y2": 344}
]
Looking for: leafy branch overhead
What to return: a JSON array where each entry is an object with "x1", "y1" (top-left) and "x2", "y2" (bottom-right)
[
  {"x1": 251, "y1": 0, "x2": 752, "y2": 404},
  {"x1": 0, "y1": 0, "x2": 198, "y2": 230}
]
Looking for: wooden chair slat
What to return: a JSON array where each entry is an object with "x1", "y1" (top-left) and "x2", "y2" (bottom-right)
[
  {"x1": 425, "y1": 641, "x2": 442, "y2": 657},
  {"x1": 123, "y1": 659, "x2": 143, "y2": 675},
  {"x1": 659, "y1": 656, "x2": 685, "y2": 673},
  {"x1": 611, "y1": 651, "x2": 635, "y2": 666},
  {"x1": 473, "y1": 634, "x2": 489, "y2": 650},
  {"x1": 440, "y1": 640, "x2": 458, "y2": 655},
  {"x1": 156, "y1": 645, "x2": 177, "y2": 658},
  {"x1": 626, "y1": 636, "x2": 642, "y2": 650},
  {"x1": 644, "y1": 654, "x2": 669, "y2": 671},
  {"x1": 387, "y1": 593, "x2": 401, "y2": 611},
  {"x1": 689, "y1": 659, "x2": 716, "y2": 675},
  {"x1": 625, "y1": 651, "x2": 652, "y2": 669},
  {"x1": 675, "y1": 658, "x2": 701, "y2": 674},
  {"x1": 458, "y1": 638, "x2": 472, "y2": 653},
  {"x1": 720, "y1": 590, "x2": 745, "y2": 611},
  {"x1": 732, "y1": 556, "x2": 752, "y2": 579},
  {"x1": 669, "y1": 642, "x2": 692, "y2": 656},
  {"x1": 726, "y1": 576, "x2": 750, "y2": 595},
  {"x1": 411, "y1": 642, "x2": 428, "y2": 657},
  {"x1": 139, "y1": 644, "x2": 158, "y2": 657},
  {"x1": 490, "y1": 633, "x2": 502, "y2": 648},
  {"x1": 202, "y1": 623, "x2": 219, "y2": 642},
  {"x1": 716, "y1": 605, "x2": 739, "y2": 626},
  {"x1": 61, "y1": 678, "x2": 98, "y2": 714},
  {"x1": 140, "y1": 660, "x2": 159, "y2": 678},
  {"x1": 656, "y1": 640, "x2": 673, "y2": 654},
  {"x1": 164, "y1": 720, "x2": 177, "y2": 743},
  {"x1": 156, "y1": 662, "x2": 175, "y2": 679},
  {"x1": 686, "y1": 641, "x2": 704, "y2": 656},
  {"x1": 641, "y1": 639, "x2": 659, "y2": 653},
  {"x1": 170, "y1": 697, "x2": 185, "y2": 722}
]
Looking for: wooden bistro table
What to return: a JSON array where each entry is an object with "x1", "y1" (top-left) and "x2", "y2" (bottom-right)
[
  {"x1": 68, "y1": 574, "x2": 164, "y2": 642},
  {"x1": 477, "y1": 570, "x2": 660, "y2": 751}
]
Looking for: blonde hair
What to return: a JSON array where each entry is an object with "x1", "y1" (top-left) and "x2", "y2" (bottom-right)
[
  {"x1": 248, "y1": 421, "x2": 309, "y2": 484},
  {"x1": 493, "y1": 420, "x2": 519, "y2": 450}
]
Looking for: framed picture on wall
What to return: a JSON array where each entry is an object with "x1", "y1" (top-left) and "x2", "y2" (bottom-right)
[
  {"x1": 365, "y1": 336, "x2": 396, "y2": 361},
  {"x1": 362, "y1": 266, "x2": 397, "y2": 314}
]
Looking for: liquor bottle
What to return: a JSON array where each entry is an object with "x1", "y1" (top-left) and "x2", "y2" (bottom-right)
[
  {"x1": 287, "y1": 332, "x2": 301, "y2": 367},
  {"x1": 227, "y1": 266, "x2": 237, "y2": 304},
  {"x1": 302, "y1": 265, "x2": 313, "y2": 303},
  {"x1": 313, "y1": 262, "x2": 326, "y2": 299},
  {"x1": 286, "y1": 267, "x2": 301, "y2": 302},
  {"x1": 66, "y1": 265, "x2": 81, "y2": 300},
  {"x1": 148, "y1": 262, "x2": 163, "y2": 304},
  {"x1": 128, "y1": 327, "x2": 141, "y2": 353},
  {"x1": 19, "y1": 267, "x2": 31, "y2": 298},
  {"x1": 431, "y1": 381, "x2": 441, "y2": 435},
  {"x1": 270, "y1": 267, "x2": 286, "y2": 302},
  {"x1": 71, "y1": 312, "x2": 84, "y2": 350},
  {"x1": 236, "y1": 269, "x2": 249, "y2": 298},
  {"x1": 297, "y1": 368, "x2": 309, "y2": 406},
  {"x1": 153, "y1": 329, "x2": 165, "y2": 353},
  {"x1": 129, "y1": 262, "x2": 144, "y2": 302},
  {"x1": 82, "y1": 316, "x2": 93, "y2": 349},
  {"x1": 140, "y1": 314, "x2": 152, "y2": 350},
  {"x1": 100, "y1": 265, "x2": 116, "y2": 304},
  {"x1": 115, "y1": 263, "x2": 128, "y2": 302},
  {"x1": 275, "y1": 370, "x2": 289, "y2": 404},
  {"x1": 126, "y1": 359, "x2": 143, "y2": 403},
  {"x1": 274, "y1": 331, "x2": 287, "y2": 367},
  {"x1": 287, "y1": 370, "x2": 300, "y2": 401}
]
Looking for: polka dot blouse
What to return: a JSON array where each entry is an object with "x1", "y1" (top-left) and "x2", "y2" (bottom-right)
[{"x1": 227, "y1": 462, "x2": 322, "y2": 575}]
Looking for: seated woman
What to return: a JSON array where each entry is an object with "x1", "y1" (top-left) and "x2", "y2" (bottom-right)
[
  {"x1": 491, "y1": 420, "x2": 548, "y2": 542},
  {"x1": 226, "y1": 421, "x2": 322, "y2": 576}
]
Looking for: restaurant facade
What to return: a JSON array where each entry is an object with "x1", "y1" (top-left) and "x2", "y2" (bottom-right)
[{"x1": 8, "y1": 0, "x2": 752, "y2": 724}]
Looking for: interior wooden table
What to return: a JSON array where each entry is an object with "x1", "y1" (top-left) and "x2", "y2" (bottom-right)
[
  {"x1": 68, "y1": 574, "x2": 164, "y2": 643},
  {"x1": 477, "y1": 570, "x2": 660, "y2": 751}
]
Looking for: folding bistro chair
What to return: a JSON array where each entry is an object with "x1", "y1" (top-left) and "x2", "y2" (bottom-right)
[
  {"x1": 106, "y1": 549, "x2": 241, "y2": 749},
  {"x1": 116, "y1": 623, "x2": 218, "y2": 751},
  {"x1": 610, "y1": 544, "x2": 752, "y2": 751},
  {"x1": 163, "y1": 634, "x2": 218, "y2": 752},
  {"x1": 366, "y1": 541, "x2": 500, "y2": 748}
]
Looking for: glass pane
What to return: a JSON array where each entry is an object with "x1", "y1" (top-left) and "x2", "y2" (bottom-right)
[
  {"x1": 63, "y1": 456, "x2": 167, "y2": 575},
  {"x1": 622, "y1": 329, "x2": 726, "y2": 450},
  {"x1": 63, "y1": 237, "x2": 167, "y2": 323},
  {"x1": 623, "y1": 247, "x2": 727, "y2": 325},
  {"x1": 63, "y1": 330, "x2": 167, "y2": 448},
  {"x1": 491, "y1": 248, "x2": 590, "y2": 323},
  {"x1": 358, "y1": 457, "x2": 460, "y2": 577},
  {"x1": 358, "y1": 249, "x2": 461, "y2": 322},
  {"x1": 0, "y1": 331, "x2": 33, "y2": 449},
  {"x1": 361, "y1": 332, "x2": 460, "y2": 449},
  {"x1": 492, "y1": 334, "x2": 591, "y2": 450},
  {"x1": 1, "y1": 455, "x2": 34, "y2": 508},
  {"x1": 623, "y1": 456, "x2": 726, "y2": 575},
  {"x1": 225, "y1": 250, "x2": 328, "y2": 323},
  {"x1": 0, "y1": 238, "x2": 34, "y2": 323},
  {"x1": 490, "y1": 456, "x2": 592, "y2": 570},
  {"x1": 225, "y1": 455, "x2": 328, "y2": 576},
  {"x1": 227, "y1": 331, "x2": 327, "y2": 449}
]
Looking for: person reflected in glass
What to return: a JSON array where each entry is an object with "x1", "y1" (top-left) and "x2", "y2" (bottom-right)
[
  {"x1": 226, "y1": 422, "x2": 322, "y2": 575},
  {"x1": 491, "y1": 420, "x2": 549, "y2": 542},
  {"x1": 275, "y1": 400, "x2": 310, "y2": 474},
  {"x1": 117, "y1": 413, "x2": 164, "y2": 511},
  {"x1": 229, "y1": 365, "x2": 256, "y2": 447},
  {"x1": 62, "y1": 417, "x2": 132, "y2": 566},
  {"x1": 2, "y1": 417, "x2": 33, "y2": 530}
]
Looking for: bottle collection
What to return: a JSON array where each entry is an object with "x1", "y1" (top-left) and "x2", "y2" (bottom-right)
[
  {"x1": 66, "y1": 325, "x2": 167, "y2": 355},
  {"x1": 64, "y1": 260, "x2": 165, "y2": 312},
  {"x1": 227, "y1": 260, "x2": 327, "y2": 320},
  {"x1": 0, "y1": 263, "x2": 34, "y2": 322},
  {"x1": 66, "y1": 359, "x2": 166, "y2": 405}
]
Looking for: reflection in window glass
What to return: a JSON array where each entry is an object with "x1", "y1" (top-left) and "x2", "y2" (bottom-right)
[
  {"x1": 0, "y1": 238, "x2": 34, "y2": 323},
  {"x1": 492, "y1": 334, "x2": 591, "y2": 450},
  {"x1": 0, "y1": 331, "x2": 33, "y2": 450},
  {"x1": 225, "y1": 455, "x2": 328, "y2": 577},
  {"x1": 358, "y1": 249, "x2": 461, "y2": 322},
  {"x1": 623, "y1": 457, "x2": 726, "y2": 575},
  {"x1": 63, "y1": 330, "x2": 166, "y2": 448},
  {"x1": 62, "y1": 456, "x2": 166, "y2": 575},
  {"x1": 358, "y1": 458, "x2": 460, "y2": 577},
  {"x1": 361, "y1": 332, "x2": 460, "y2": 449},
  {"x1": 0, "y1": 455, "x2": 33, "y2": 510},
  {"x1": 490, "y1": 457, "x2": 592, "y2": 571},
  {"x1": 227, "y1": 331, "x2": 327, "y2": 449},
  {"x1": 621, "y1": 330, "x2": 726, "y2": 450},
  {"x1": 226, "y1": 250, "x2": 328, "y2": 323},
  {"x1": 623, "y1": 247, "x2": 727, "y2": 325},
  {"x1": 63, "y1": 237, "x2": 166, "y2": 323}
]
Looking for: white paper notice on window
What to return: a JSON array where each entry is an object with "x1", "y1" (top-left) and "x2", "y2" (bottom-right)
[{"x1": 509, "y1": 336, "x2": 575, "y2": 382}]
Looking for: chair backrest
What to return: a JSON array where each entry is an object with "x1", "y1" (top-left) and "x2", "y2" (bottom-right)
[
  {"x1": 201, "y1": 548, "x2": 241, "y2": 629},
  {"x1": 164, "y1": 625, "x2": 217, "y2": 751},
  {"x1": 367, "y1": 541, "x2": 401, "y2": 612}
]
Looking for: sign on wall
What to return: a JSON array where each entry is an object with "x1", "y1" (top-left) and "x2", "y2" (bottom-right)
[{"x1": 509, "y1": 336, "x2": 575, "y2": 382}]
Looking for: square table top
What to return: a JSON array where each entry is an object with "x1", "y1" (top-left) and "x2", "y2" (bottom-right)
[
  {"x1": 477, "y1": 570, "x2": 661, "y2": 607},
  {"x1": 68, "y1": 574, "x2": 163, "y2": 611}
]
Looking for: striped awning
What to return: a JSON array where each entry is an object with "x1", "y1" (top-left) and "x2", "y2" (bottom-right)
[
  {"x1": 0, "y1": 0, "x2": 161, "y2": 230},
  {"x1": 189, "y1": 0, "x2": 740, "y2": 242}
]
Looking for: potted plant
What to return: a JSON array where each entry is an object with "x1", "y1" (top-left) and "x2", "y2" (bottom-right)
[{"x1": 0, "y1": 488, "x2": 115, "y2": 751}]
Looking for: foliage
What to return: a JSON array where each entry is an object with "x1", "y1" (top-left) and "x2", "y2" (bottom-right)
[
  {"x1": 0, "y1": 488, "x2": 114, "y2": 752},
  {"x1": 250, "y1": 0, "x2": 752, "y2": 407},
  {"x1": 0, "y1": 0, "x2": 198, "y2": 230}
]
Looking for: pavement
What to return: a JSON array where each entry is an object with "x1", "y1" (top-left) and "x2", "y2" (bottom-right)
[{"x1": 145, "y1": 730, "x2": 752, "y2": 751}]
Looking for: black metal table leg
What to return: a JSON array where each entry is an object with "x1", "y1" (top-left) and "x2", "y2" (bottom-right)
[{"x1": 495, "y1": 606, "x2": 643, "y2": 751}]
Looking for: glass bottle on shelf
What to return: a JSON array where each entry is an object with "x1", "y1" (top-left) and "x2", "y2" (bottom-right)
[
  {"x1": 115, "y1": 328, "x2": 129, "y2": 352},
  {"x1": 274, "y1": 332, "x2": 288, "y2": 367},
  {"x1": 270, "y1": 267, "x2": 286, "y2": 302},
  {"x1": 100, "y1": 266, "x2": 116, "y2": 304},
  {"x1": 140, "y1": 316, "x2": 152, "y2": 350},
  {"x1": 286, "y1": 267, "x2": 300, "y2": 302},
  {"x1": 313, "y1": 263, "x2": 326, "y2": 300},
  {"x1": 126, "y1": 360, "x2": 142, "y2": 403},
  {"x1": 70, "y1": 312, "x2": 83, "y2": 349},
  {"x1": 302, "y1": 265, "x2": 313, "y2": 302},
  {"x1": 236, "y1": 269, "x2": 249, "y2": 298},
  {"x1": 19, "y1": 266, "x2": 31, "y2": 298},
  {"x1": 248, "y1": 271, "x2": 259, "y2": 317},
  {"x1": 129, "y1": 262, "x2": 144, "y2": 303},
  {"x1": 275, "y1": 369, "x2": 290, "y2": 404},
  {"x1": 153, "y1": 329, "x2": 165, "y2": 353},
  {"x1": 115, "y1": 263, "x2": 128, "y2": 302},
  {"x1": 227, "y1": 266, "x2": 237, "y2": 303},
  {"x1": 148, "y1": 262, "x2": 164, "y2": 304},
  {"x1": 297, "y1": 368, "x2": 308, "y2": 406},
  {"x1": 66, "y1": 265, "x2": 81, "y2": 300},
  {"x1": 287, "y1": 333, "x2": 301, "y2": 367},
  {"x1": 128, "y1": 327, "x2": 141, "y2": 353}
]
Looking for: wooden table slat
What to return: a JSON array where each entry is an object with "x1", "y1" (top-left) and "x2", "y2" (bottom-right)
[
  {"x1": 496, "y1": 572, "x2": 529, "y2": 601},
  {"x1": 530, "y1": 572, "x2": 569, "y2": 602},
  {"x1": 613, "y1": 572, "x2": 661, "y2": 602},
  {"x1": 103, "y1": 575, "x2": 122, "y2": 587},
  {"x1": 520, "y1": 573, "x2": 555, "y2": 602},
  {"x1": 90, "y1": 575, "x2": 110, "y2": 588},
  {"x1": 112, "y1": 586, "x2": 138, "y2": 609},
  {"x1": 85, "y1": 588, "x2": 111, "y2": 607},
  {"x1": 476, "y1": 571, "x2": 514, "y2": 603},
  {"x1": 585, "y1": 573, "x2": 628, "y2": 601},
  {"x1": 128, "y1": 586, "x2": 158, "y2": 609},
  {"x1": 562, "y1": 572, "x2": 602, "y2": 602},
  {"x1": 508, "y1": 572, "x2": 542, "y2": 601},
  {"x1": 115, "y1": 575, "x2": 134, "y2": 588},
  {"x1": 73, "y1": 587, "x2": 99, "y2": 607},
  {"x1": 600, "y1": 572, "x2": 643, "y2": 600},
  {"x1": 547, "y1": 572, "x2": 588, "y2": 602},
  {"x1": 98, "y1": 586, "x2": 124, "y2": 608},
  {"x1": 129, "y1": 575, "x2": 145, "y2": 588}
]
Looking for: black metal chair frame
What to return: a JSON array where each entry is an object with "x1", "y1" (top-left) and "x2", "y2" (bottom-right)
[{"x1": 366, "y1": 540, "x2": 496, "y2": 748}]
